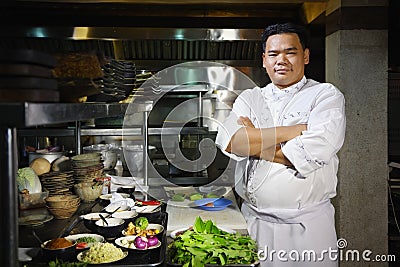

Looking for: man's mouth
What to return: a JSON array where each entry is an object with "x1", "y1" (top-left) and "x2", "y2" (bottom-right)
[{"x1": 275, "y1": 68, "x2": 291, "y2": 74}]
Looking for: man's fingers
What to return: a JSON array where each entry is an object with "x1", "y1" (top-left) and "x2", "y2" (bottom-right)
[{"x1": 237, "y1": 116, "x2": 254, "y2": 127}]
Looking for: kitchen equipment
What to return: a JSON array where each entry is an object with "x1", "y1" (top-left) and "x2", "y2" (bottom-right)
[
  {"x1": 28, "y1": 151, "x2": 64, "y2": 165},
  {"x1": 194, "y1": 197, "x2": 232, "y2": 211},
  {"x1": 81, "y1": 212, "x2": 110, "y2": 232},
  {"x1": 41, "y1": 237, "x2": 77, "y2": 262},
  {"x1": 83, "y1": 144, "x2": 118, "y2": 170},
  {"x1": 99, "y1": 214, "x2": 109, "y2": 226},
  {"x1": 95, "y1": 217, "x2": 125, "y2": 239},
  {"x1": 121, "y1": 145, "x2": 156, "y2": 175}
]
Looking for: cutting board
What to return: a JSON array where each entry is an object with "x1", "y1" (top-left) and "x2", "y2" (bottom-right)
[{"x1": 166, "y1": 187, "x2": 248, "y2": 233}]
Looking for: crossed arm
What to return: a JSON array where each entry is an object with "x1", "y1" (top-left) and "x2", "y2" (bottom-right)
[{"x1": 225, "y1": 116, "x2": 306, "y2": 166}]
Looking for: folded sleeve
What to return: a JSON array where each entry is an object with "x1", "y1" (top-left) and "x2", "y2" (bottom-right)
[
  {"x1": 281, "y1": 85, "x2": 346, "y2": 177},
  {"x1": 215, "y1": 89, "x2": 255, "y2": 162}
]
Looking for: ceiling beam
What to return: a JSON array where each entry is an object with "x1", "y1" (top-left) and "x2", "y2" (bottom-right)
[
  {"x1": 301, "y1": 2, "x2": 327, "y2": 24},
  {"x1": 17, "y1": 0, "x2": 328, "y2": 3}
]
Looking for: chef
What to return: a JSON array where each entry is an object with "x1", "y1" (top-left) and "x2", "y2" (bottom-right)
[{"x1": 215, "y1": 22, "x2": 346, "y2": 266}]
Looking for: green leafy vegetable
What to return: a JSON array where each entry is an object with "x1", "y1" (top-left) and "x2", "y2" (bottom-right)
[
  {"x1": 17, "y1": 167, "x2": 42, "y2": 193},
  {"x1": 134, "y1": 216, "x2": 149, "y2": 230},
  {"x1": 48, "y1": 258, "x2": 88, "y2": 267},
  {"x1": 168, "y1": 217, "x2": 258, "y2": 267}
]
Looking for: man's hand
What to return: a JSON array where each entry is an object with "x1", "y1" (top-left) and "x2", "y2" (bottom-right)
[
  {"x1": 272, "y1": 144, "x2": 293, "y2": 166},
  {"x1": 237, "y1": 116, "x2": 255, "y2": 128},
  {"x1": 226, "y1": 116, "x2": 307, "y2": 161}
]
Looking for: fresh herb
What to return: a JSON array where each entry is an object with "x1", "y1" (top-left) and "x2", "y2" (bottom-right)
[
  {"x1": 48, "y1": 258, "x2": 87, "y2": 267},
  {"x1": 76, "y1": 236, "x2": 97, "y2": 244},
  {"x1": 168, "y1": 217, "x2": 258, "y2": 267}
]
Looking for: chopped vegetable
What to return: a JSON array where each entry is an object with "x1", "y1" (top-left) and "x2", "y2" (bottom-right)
[
  {"x1": 206, "y1": 193, "x2": 219, "y2": 198},
  {"x1": 137, "y1": 200, "x2": 161, "y2": 206},
  {"x1": 189, "y1": 193, "x2": 203, "y2": 201},
  {"x1": 134, "y1": 217, "x2": 149, "y2": 230},
  {"x1": 76, "y1": 236, "x2": 97, "y2": 244},
  {"x1": 171, "y1": 193, "x2": 185, "y2": 202},
  {"x1": 76, "y1": 242, "x2": 88, "y2": 250},
  {"x1": 134, "y1": 236, "x2": 148, "y2": 249},
  {"x1": 147, "y1": 236, "x2": 159, "y2": 247},
  {"x1": 168, "y1": 217, "x2": 258, "y2": 267}
]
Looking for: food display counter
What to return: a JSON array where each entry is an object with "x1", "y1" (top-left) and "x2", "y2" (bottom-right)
[
  {"x1": 19, "y1": 199, "x2": 169, "y2": 267},
  {"x1": 0, "y1": 102, "x2": 152, "y2": 266}
]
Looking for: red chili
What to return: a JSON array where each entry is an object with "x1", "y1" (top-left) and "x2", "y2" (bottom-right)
[{"x1": 139, "y1": 200, "x2": 160, "y2": 206}]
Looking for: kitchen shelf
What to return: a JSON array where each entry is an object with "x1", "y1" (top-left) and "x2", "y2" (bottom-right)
[{"x1": 17, "y1": 126, "x2": 209, "y2": 136}]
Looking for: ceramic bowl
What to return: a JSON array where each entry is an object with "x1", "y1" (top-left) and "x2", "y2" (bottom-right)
[{"x1": 95, "y1": 217, "x2": 125, "y2": 239}]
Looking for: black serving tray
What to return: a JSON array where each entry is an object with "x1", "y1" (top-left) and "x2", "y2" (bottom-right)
[{"x1": 28, "y1": 211, "x2": 168, "y2": 267}]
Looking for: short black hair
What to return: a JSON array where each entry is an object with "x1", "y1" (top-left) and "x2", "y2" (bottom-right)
[{"x1": 261, "y1": 22, "x2": 309, "y2": 52}]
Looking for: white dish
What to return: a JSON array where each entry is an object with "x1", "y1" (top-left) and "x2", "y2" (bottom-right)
[
  {"x1": 115, "y1": 235, "x2": 161, "y2": 250},
  {"x1": 112, "y1": 210, "x2": 138, "y2": 220},
  {"x1": 105, "y1": 203, "x2": 130, "y2": 213},
  {"x1": 134, "y1": 205, "x2": 161, "y2": 214},
  {"x1": 77, "y1": 250, "x2": 128, "y2": 264},
  {"x1": 18, "y1": 214, "x2": 53, "y2": 226},
  {"x1": 122, "y1": 223, "x2": 164, "y2": 236},
  {"x1": 95, "y1": 217, "x2": 124, "y2": 227},
  {"x1": 66, "y1": 233, "x2": 105, "y2": 248},
  {"x1": 170, "y1": 226, "x2": 236, "y2": 239},
  {"x1": 99, "y1": 193, "x2": 130, "y2": 201}
]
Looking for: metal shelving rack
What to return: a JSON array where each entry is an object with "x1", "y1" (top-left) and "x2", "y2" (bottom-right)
[{"x1": 0, "y1": 101, "x2": 152, "y2": 266}]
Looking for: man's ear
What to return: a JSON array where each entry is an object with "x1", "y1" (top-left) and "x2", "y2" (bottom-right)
[
  {"x1": 304, "y1": 48, "x2": 310, "y2": 65},
  {"x1": 262, "y1": 53, "x2": 266, "y2": 68}
]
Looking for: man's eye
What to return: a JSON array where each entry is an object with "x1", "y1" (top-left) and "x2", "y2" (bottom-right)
[
  {"x1": 287, "y1": 52, "x2": 296, "y2": 55},
  {"x1": 268, "y1": 53, "x2": 277, "y2": 57}
]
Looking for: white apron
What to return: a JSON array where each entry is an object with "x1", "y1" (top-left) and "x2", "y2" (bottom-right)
[{"x1": 242, "y1": 200, "x2": 339, "y2": 267}]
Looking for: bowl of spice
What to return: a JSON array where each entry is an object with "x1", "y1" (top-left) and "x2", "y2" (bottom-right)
[{"x1": 41, "y1": 237, "x2": 77, "y2": 261}]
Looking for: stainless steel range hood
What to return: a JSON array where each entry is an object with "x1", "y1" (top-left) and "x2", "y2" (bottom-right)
[{"x1": 2, "y1": 27, "x2": 263, "y2": 69}]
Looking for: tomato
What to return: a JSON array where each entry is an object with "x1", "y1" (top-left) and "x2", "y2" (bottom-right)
[{"x1": 76, "y1": 242, "x2": 88, "y2": 249}]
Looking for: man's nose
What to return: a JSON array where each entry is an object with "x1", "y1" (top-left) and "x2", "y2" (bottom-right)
[{"x1": 277, "y1": 54, "x2": 288, "y2": 65}]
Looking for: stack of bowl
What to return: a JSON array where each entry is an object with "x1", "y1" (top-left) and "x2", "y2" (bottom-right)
[
  {"x1": 74, "y1": 182, "x2": 103, "y2": 202},
  {"x1": 71, "y1": 153, "x2": 104, "y2": 183},
  {"x1": 45, "y1": 195, "x2": 80, "y2": 219}
]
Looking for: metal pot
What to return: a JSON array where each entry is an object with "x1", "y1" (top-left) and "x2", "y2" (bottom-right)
[
  {"x1": 120, "y1": 145, "x2": 156, "y2": 175},
  {"x1": 28, "y1": 151, "x2": 64, "y2": 164}
]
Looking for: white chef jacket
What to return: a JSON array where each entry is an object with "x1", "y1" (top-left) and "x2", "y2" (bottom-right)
[{"x1": 215, "y1": 76, "x2": 346, "y2": 266}]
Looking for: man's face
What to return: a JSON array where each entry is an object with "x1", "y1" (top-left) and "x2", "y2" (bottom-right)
[{"x1": 262, "y1": 33, "x2": 309, "y2": 89}]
